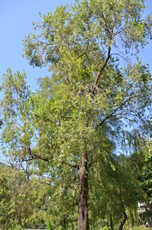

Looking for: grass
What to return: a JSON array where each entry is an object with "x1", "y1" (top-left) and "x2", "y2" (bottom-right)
[{"x1": 132, "y1": 226, "x2": 151, "y2": 230}]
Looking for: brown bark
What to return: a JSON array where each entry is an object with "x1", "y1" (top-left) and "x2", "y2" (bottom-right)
[
  {"x1": 110, "y1": 214, "x2": 113, "y2": 230},
  {"x1": 94, "y1": 44, "x2": 111, "y2": 87},
  {"x1": 118, "y1": 194, "x2": 127, "y2": 229},
  {"x1": 118, "y1": 210, "x2": 127, "y2": 230},
  {"x1": 78, "y1": 153, "x2": 89, "y2": 230},
  {"x1": 61, "y1": 217, "x2": 66, "y2": 230}
]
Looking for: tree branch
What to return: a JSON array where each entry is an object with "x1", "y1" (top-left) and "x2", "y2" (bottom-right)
[
  {"x1": 100, "y1": 11, "x2": 113, "y2": 38},
  {"x1": 28, "y1": 147, "x2": 50, "y2": 162},
  {"x1": 111, "y1": 53, "x2": 131, "y2": 63},
  {"x1": 76, "y1": 42, "x2": 89, "y2": 59},
  {"x1": 67, "y1": 77, "x2": 72, "y2": 84},
  {"x1": 62, "y1": 160, "x2": 80, "y2": 170},
  {"x1": 94, "y1": 45, "x2": 111, "y2": 87},
  {"x1": 27, "y1": 147, "x2": 79, "y2": 169},
  {"x1": 118, "y1": 188, "x2": 127, "y2": 230},
  {"x1": 67, "y1": 64, "x2": 72, "y2": 84},
  {"x1": 96, "y1": 94, "x2": 135, "y2": 129},
  {"x1": 66, "y1": 42, "x2": 89, "y2": 84}
]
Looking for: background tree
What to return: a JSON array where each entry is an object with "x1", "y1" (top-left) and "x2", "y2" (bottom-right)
[
  {"x1": 131, "y1": 138, "x2": 152, "y2": 224},
  {"x1": 0, "y1": 163, "x2": 47, "y2": 229},
  {"x1": 139, "y1": 142, "x2": 152, "y2": 206},
  {"x1": 89, "y1": 153, "x2": 141, "y2": 230}
]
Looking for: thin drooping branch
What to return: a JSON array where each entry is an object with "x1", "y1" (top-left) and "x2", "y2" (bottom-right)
[
  {"x1": 67, "y1": 64, "x2": 72, "y2": 84},
  {"x1": 76, "y1": 42, "x2": 89, "y2": 59},
  {"x1": 66, "y1": 42, "x2": 89, "y2": 84},
  {"x1": 28, "y1": 147, "x2": 50, "y2": 162},
  {"x1": 93, "y1": 11, "x2": 129, "y2": 89},
  {"x1": 94, "y1": 44, "x2": 111, "y2": 87},
  {"x1": 111, "y1": 53, "x2": 131, "y2": 63},
  {"x1": 27, "y1": 147, "x2": 79, "y2": 169},
  {"x1": 96, "y1": 94, "x2": 135, "y2": 129},
  {"x1": 100, "y1": 11, "x2": 113, "y2": 38},
  {"x1": 67, "y1": 77, "x2": 72, "y2": 84},
  {"x1": 63, "y1": 160, "x2": 80, "y2": 170}
]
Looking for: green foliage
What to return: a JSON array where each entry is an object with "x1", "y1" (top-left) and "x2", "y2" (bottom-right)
[
  {"x1": 140, "y1": 142, "x2": 152, "y2": 199},
  {"x1": 0, "y1": 164, "x2": 46, "y2": 229},
  {"x1": 1, "y1": 69, "x2": 33, "y2": 160},
  {"x1": 89, "y1": 153, "x2": 141, "y2": 228}
]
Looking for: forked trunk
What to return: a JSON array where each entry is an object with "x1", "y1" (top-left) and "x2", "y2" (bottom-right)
[{"x1": 78, "y1": 153, "x2": 89, "y2": 230}]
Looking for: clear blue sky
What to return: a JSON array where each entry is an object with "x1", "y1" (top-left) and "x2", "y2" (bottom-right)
[{"x1": 0, "y1": 0, "x2": 152, "y2": 91}]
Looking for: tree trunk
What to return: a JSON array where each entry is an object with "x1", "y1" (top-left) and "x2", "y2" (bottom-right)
[
  {"x1": 61, "y1": 217, "x2": 66, "y2": 230},
  {"x1": 78, "y1": 153, "x2": 89, "y2": 230},
  {"x1": 110, "y1": 214, "x2": 113, "y2": 230},
  {"x1": 118, "y1": 185, "x2": 127, "y2": 230},
  {"x1": 118, "y1": 210, "x2": 127, "y2": 230}
]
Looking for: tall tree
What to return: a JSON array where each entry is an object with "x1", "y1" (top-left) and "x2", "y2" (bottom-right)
[{"x1": 1, "y1": 0, "x2": 152, "y2": 229}]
